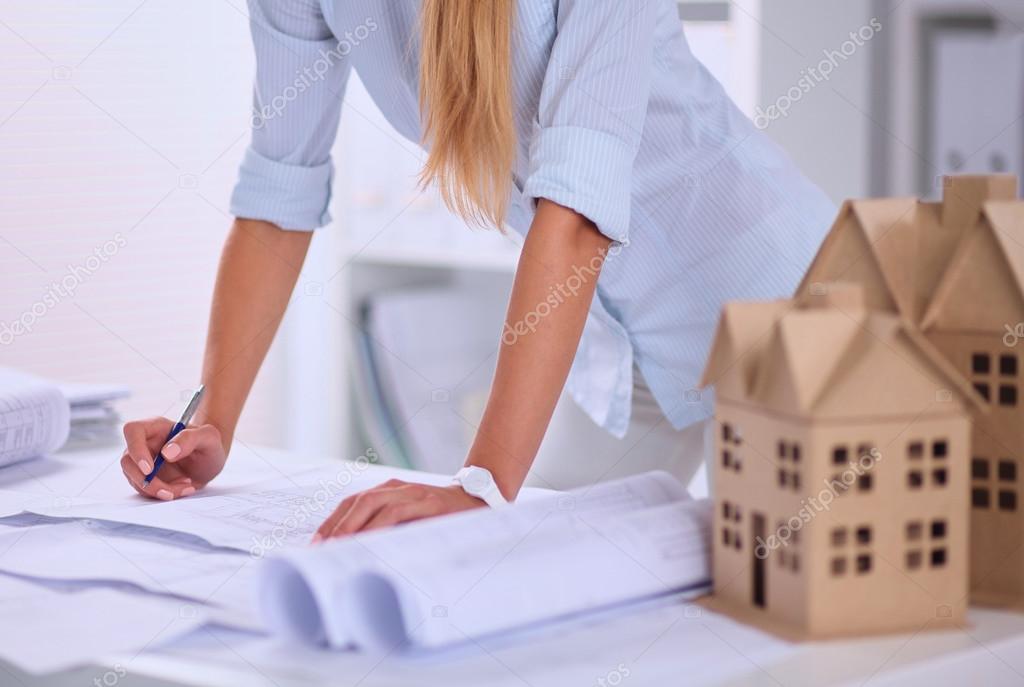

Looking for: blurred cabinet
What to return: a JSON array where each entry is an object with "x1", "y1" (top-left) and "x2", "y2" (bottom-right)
[{"x1": 883, "y1": 0, "x2": 1024, "y2": 197}]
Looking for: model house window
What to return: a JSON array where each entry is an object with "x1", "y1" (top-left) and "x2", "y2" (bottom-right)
[
  {"x1": 972, "y1": 351, "x2": 1017, "y2": 406},
  {"x1": 971, "y1": 457, "x2": 1018, "y2": 511},
  {"x1": 777, "y1": 440, "x2": 801, "y2": 491},
  {"x1": 720, "y1": 499, "x2": 742, "y2": 551},
  {"x1": 904, "y1": 518, "x2": 947, "y2": 570},
  {"x1": 776, "y1": 521, "x2": 800, "y2": 572},
  {"x1": 1000, "y1": 353, "x2": 1018, "y2": 407},
  {"x1": 829, "y1": 525, "x2": 872, "y2": 577},
  {"x1": 830, "y1": 443, "x2": 874, "y2": 493},
  {"x1": 907, "y1": 438, "x2": 948, "y2": 489},
  {"x1": 721, "y1": 423, "x2": 742, "y2": 473},
  {"x1": 972, "y1": 352, "x2": 991, "y2": 401}
]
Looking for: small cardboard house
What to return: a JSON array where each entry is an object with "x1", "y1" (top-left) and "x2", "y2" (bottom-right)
[
  {"x1": 797, "y1": 175, "x2": 1024, "y2": 607},
  {"x1": 701, "y1": 284, "x2": 978, "y2": 638}
]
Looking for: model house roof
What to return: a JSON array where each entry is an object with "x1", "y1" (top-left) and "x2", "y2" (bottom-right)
[
  {"x1": 700, "y1": 284, "x2": 983, "y2": 420},
  {"x1": 922, "y1": 200, "x2": 1024, "y2": 331},
  {"x1": 797, "y1": 175, "x2": 1024, "y2": 329}
]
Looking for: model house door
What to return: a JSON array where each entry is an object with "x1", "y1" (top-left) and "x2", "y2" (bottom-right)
[{"x1": 753, "y1": 512, "x2": 766, "y2": 608}]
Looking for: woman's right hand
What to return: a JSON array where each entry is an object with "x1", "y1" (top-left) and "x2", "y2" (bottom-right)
[{"x1": 120, "y1": 417, "x2": 228, "y2": 501}]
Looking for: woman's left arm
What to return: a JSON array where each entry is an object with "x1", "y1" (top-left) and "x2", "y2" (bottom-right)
[{"x1": 315, "y1": 199, "x2": 610, "y2": 539}]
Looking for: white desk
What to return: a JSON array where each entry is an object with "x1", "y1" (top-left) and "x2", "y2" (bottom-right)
[{"x1": 4, "y1": 443, "x2": 1024, "y2": 687}]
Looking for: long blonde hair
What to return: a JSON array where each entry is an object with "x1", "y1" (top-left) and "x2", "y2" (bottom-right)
[{"x1": 419, "y1": 0, "x2": 516, "y2": 229}]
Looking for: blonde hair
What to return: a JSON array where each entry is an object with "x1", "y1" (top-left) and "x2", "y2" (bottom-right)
[{"x1": 419, "y1": 0, "x2": 516, "y2": 229}]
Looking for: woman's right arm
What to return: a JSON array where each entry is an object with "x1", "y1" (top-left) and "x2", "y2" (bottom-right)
[{"x1": 119, "y1": 218, "x2": 311, "y2": 500}]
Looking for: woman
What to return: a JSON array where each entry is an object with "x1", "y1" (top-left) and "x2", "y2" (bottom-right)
[{"x1": 119, "y1": 0, "x2": 835, "y2": 538}]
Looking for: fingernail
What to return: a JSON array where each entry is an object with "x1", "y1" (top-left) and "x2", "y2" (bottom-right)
[
  {"x1": 310, "y1": 534, "x2": 322, "y2": 544},
  {"x1": 181, "y1": 487, "x2": 196, "y2": 497},
  {"x1": 163, "y1": 443, "x2": 181, "y2": 460},
  {"x1": 181, "y1": 477, "x2": 191, "y2": 484},
  {"x1": 138, "y1": 459, "x2": 152, "y2": 473},
  {"x1": 156, "y1": 489, "x2": 173, "y2": 501}
]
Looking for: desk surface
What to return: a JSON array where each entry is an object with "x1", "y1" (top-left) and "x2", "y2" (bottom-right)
[{"x1": 4, "y1": 442, "x2": 1024, "y2": 687}]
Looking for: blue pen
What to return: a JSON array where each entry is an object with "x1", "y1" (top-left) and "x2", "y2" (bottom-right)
[{"x1": 143, "y1": 385, "x2": 206, "y2": 486}]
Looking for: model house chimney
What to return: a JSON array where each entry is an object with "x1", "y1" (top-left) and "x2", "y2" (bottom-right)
[
  {"x1": 796, "y1": 281, "x2": 866, "y2": 311},
  {"x1": 941, "y1": 175, "x2": 1017, "y2": 230}
]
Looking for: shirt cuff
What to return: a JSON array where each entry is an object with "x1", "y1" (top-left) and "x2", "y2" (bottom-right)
[
  {"x1": 522, "y1": 126, "x2": 636, "y2": 245},
  {"x1": 229, "y1": 147, "x2": 334, "y2": 231}
]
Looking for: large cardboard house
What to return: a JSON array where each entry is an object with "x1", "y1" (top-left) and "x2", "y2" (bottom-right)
[
  {"x1": 797, "y1": 175, "x2": 1024, "y2": 608},
  {"x1": 702, "y1": 175, "x2": 1023, "y2": 637},
  {"x1": 701, "y1": 284, "x2": 977, "y2": 637}
]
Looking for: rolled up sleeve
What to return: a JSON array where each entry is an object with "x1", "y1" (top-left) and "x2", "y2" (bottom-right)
[
  {"x1": 522, "y1": 1, "x2": 658, "y2": 244},
  {"x1": 230, "y1": 0, "x2": 351, "y2": 231}
]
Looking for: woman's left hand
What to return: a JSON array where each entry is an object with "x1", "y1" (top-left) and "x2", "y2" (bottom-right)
[{"x1": 313, "y1": 479, "x2": 486, "y2": 541}]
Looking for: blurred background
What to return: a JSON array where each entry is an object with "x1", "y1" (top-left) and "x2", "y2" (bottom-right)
[{"x1": 2, "y1": 0, "x2": 1022, "y2": 473}]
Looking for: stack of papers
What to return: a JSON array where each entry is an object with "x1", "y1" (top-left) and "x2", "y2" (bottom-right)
[
  {"x1": 0, "y1": 368, "x2": 70, "y2": 467},
  {"x1": 59, "y1": 381, "x2": 131, "y2": 445},
  {"x1": 0, "y1": 368, "x2": 131, "y2": 466}
]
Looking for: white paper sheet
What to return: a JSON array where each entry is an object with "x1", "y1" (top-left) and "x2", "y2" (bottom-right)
[
  {"x1": 0, "y1": 520, "x2": 259, "y2": 628},
  {"x1": 0, "y1": 574, "x2": 207, "y2": 674},
  {"x1": 25, "y1": 463, "x2": 456, "y2": 552}
]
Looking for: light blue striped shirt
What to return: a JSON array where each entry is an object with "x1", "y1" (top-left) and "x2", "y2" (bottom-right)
[{"x1": 231, "y1": 0, "x2": 837, "y2": 438}]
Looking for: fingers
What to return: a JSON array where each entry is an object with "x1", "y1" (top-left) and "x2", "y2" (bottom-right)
[
  {"x1": 313, "y1": 479, "x2": 409, "y2": 544},
  {"x1": 120, "y1": 453, "x2": 196, "y2": 501},
  {"x1": 362, "y1": 497, "x2": 444, "y2": 532},
  {"x1": 161, "y1": 425, "x2": 220, "y2": 463},
  {"x1": 320, "y1": 490, "x2": 389, "y2": 539},
  {"x1": 123, "y1": 421, "x2": 157, "y2": 474}
]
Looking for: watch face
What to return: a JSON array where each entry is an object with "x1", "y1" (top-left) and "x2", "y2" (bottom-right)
[{"x1": 463, "y1": 468, "x2": 491, "y2": 494}]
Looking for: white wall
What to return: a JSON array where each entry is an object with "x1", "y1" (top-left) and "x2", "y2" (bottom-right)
[
  {"x1": 756, "y1": 0, "x2": 879, "y2": 202},
  {"x1": 0, "y1": 0, "x2": 287, "y2": 449}
]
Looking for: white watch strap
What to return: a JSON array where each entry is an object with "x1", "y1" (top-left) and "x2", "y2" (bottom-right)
[{"x1": 454, "y1": 466, "x2": 507, "y2": 508}]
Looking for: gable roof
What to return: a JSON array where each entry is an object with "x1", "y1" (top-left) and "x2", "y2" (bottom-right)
[
  {"x1": 796, "y1": 198, "x2": 918, "y2": 321},
  {"x1": 922, "y1": 200, "x2": 1024, "y2": 330},
  {"x1": 702, "y1": 290, "x2": 985, "y2": 420},
  {"x1": 700, "y1": 299, "x2": 790, "y2": 399},
  {"x1": 797, "y1": 175, "x2": 1024, "y2": 329}
]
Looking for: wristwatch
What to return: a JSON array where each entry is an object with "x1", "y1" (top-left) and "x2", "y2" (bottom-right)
[{"x1": 453, "y1": 466, "x2": 508, "y2": 508}]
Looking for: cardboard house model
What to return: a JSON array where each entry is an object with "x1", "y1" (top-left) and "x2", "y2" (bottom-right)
[
  {"x1": 701, "y1": 284, "x2": 978, "y2": 638},
  {"x1": 798, "y1": 175, "x2": 1024, "y2": 609},
  {"x1": 701, "y1": 175, "x2": 1024, "y2": 637}
]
